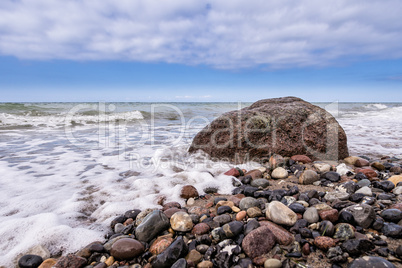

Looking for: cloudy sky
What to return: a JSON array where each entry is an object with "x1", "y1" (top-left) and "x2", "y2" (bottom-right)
[{"x1": 1, "y1": 0, "x2": 401, "y2": 102}]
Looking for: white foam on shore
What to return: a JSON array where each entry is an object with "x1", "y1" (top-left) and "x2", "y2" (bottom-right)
[
  {"x1": 336, "y1": 105, "x2": 402, "y2": 158},
  {"x1": 0, "y1": 118, "x2": 259, "y2": 267}
]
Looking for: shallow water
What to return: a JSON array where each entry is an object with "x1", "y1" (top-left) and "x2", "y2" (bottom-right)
[{"x1": 0, "y1": 101, "x2": 401, "y2": 266}]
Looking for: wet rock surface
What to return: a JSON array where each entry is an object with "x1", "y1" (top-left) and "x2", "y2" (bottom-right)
[{"x1": 188, "y1": 97, "x2": 349, "y2": 162}]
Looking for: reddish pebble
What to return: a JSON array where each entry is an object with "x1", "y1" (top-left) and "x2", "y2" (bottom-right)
[
  {"x1": 191, "y1": 223, "x2": 211, "y2": 235},
  {"x1": 259, "y1": 221, "x2": 294, "y2": 246},
  {"x1": 205, "y1": 202, "x2": 214, "y2": 208},
  {"x1": 180, "y1": 185, "x2": 199, "y2": 199},
  {"x1": 355, "y1": 168, "x2": 377, "y2": 179},
  {"x1": 244, "y1": 169, "x2": 263, "y2": 179},
  {"x1": 302, "y1": 243, "x2": 311, "y2": 255},
  {"x1": 319, "y1": 209, "x2": 339, "y2": 223},
  {"x1": 164, "y1": 208, "x2": 184, "y2": 219},
  {"x1": 291, "y1": 155, "x2": 312, "y2": 164},
  {"x1": 228, "y1": 196, "x2": 242, "y2": 207},
  {"x1": 236, "y1": 211, "x2": 247, "y2": 221},
  {"x1": 162, "y1": 202, "x2": 181, "y2": 211},
  {"x1": 224, "y1": 168, "x2": 240, "y2": 177},
  {"x1": 314, "y1": 236, "x2": 336, "y2": 251},
  {"x1": 253, "y1": 256, "x2": 267, "y2": 266},
  {"x1": 354, "y1": 158, "x2": 369, "y2": 167},
  {"x1": 149, "y1": 235, "x2": 173, "y2": 255},
  {"x1": 123, "y1": 218, "x2": 134, "y2": 226}
]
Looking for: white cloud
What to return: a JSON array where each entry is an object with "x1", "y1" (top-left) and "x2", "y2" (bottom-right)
[{"x1": 0, "y1": 0, "x2": 401, "y2": 68}]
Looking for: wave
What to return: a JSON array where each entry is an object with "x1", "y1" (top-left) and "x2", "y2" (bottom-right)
[
  {"x1": 0, "y1": 110, "x2": 144, "y2": 128},
  {"x1": 363, "y1": 103, "x2": 388, "y2": 110}
]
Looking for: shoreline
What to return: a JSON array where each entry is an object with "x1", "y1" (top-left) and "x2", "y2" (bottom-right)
[{"x1": 14, "y1": 154, "x2": 402, "y2": 268}]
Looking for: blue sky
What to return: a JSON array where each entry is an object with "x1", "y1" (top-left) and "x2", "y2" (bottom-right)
[{"x1": 0, "y1": 0, "x2": 401, "y2": 102}]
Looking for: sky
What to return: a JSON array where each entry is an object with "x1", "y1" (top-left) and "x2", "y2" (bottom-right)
[{"x1": 0, "y1": 0, "x2": 401, "y2": 102}]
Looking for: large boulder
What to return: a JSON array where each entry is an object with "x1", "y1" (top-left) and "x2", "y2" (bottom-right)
[{"x1": 189, "y1": 97, "x2": 348, "y2": 163}]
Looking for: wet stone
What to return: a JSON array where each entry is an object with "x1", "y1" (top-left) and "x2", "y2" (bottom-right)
[
  {"x1": 18, "y1": 255, "x2": 43, "y2": 268},
  {"x1": 110, "y1": 238, "x2": 144, "y2": 260},
  {"x1": 213, "y1": 214, "x2": 232, "y2": 226},
  {"x1": 322, "y1": 171, "x2": 341, "y2": 182},
  {"x1": 356, "y1": 178, "x2": 371, "y2": 187},
  {"x1": 355, "y1": 186, "x2": 372, "y2": 196},
  {"x1": 162, "y1": 202, "x2": 181, "y2": 211},
  {"x1": 54, "y1": 254, "x2": 87, "y2": 268},
  {"x1": 244, "y1": 186, "x2": 258, "y2": 196},
  {"x1": 242, "y1": 226, "x2": 276, "y2": 259},
  {"x1": 247, "y1": 207, "x2": 262, "y2": 218},
  {"x1": 318, "y1": 220, "x2": 335, "y2": 237},
  {"x1": 244, "y1": 219, "x2": 261, "y2": 236},
  {"x1": 299, "y1": 170, "x2": 319, "y2": 185},
  {"x1": 150, "y1": 235, "x2": 174, "y2": 255},
  {"x1": 114, "y1": 223, "x2": 124, "y2": 233},
  {"x1": 324, "y1": 192, "x2": 350, "y2": 202},
  {"x1": 349, "y1": 193, "x2": 365, "y2": 203},
  {"x1": 197, "y1": 261, "x2": 214, "y2": 268},
  {"x1": 251, "y1": 178, "x2": 270, "y2": 188},
  {"x1": 135, "y1": 208, "x2": 155, "y2": 226},
  {"x1": 135, "y1": 210, "x2": 170, "y2": 242},
  {"x1": 222, "y1": 221, "x2": 244, "y2": 239},
  {"x1": 216, "y1": 200, "x2": 234, "y2": 209},
  {"x1": 181, "y1": 185, "x2": 199, "y2": 199},
  {"x1": 111, "y1": 215, "x2": 127, "y2": 229},
  {"x1": 373, "y1": 181, "x2": 395, "y2": 192},
  {"x1": 303, "y1": 207, "x2": 319, "y2": 223},
  {"x1": 319, "y1": 209, "x2": 339, "y2": 223},
  {"x1": 192, "y1": 223, "x2": 210, "y2": 235},
  {"x1": 290, "y1": 164, "x2": 305, "y2": 175},
  {"x1": 342, "y1": 204, "x2": 376, "y2": 228},
  {"x1": 37, "y1": 259, "x2": 57, "y2": 268},
  {"x1": 271, "y1": 167, "x2": 288, "y2": 179},
  {"x1": 151, "y1": 236, "x2": 188, "y2": 268},
  {"x1": 185, "y1": 249, "x2": 203, "y2": 265},
  {"x1": 341, "y1": 239, "x2": 375, "y2": 256},
  {"x1": 217, "y1": 205, "x2": 232, "y2": 215},
  {"x1": 393, "y1": 186, "x2": 402, "y2": 195},
  {"x1": 372, "y1": 217, "x2": 385, "y2": 230},
  {"x1": 164, "y1": 207, "x2": 182, "y2": 218},
  {"x1": 124, "y1": 209, "x2": 141, "y2": 219},
  {"x1": 265, "y1": 201, "x2": 298, "y2": 226},
  {"x1": 381, "y1": 222, "x2": 402, "y2": 237},
  {"x1": 380, "y1": 209, "x2": 402, "y2": 222},
  {"x1": 333, "y1": 223, "x2": 355, "y2": 240},
  {"x1": 214, "y1": 197, "x2": 227, "y2": 205},
  {"x1": 376, "y1": 248, "x2": 388, "y2": 257},
  {"x1": 300, "y1": 227, "x2": 312, "y2": 238},
  {"x1": 239, "y1": 197, "x2": 259, "y2": 211},
  {"x1": 361, "y1": 196, "x2": 376, "y2": 205},
  {"x1": 264, "y1": 258, "x2": 282, "y2": 268},
  {"x1": 314, "y1": 236, "x2": 336, "y2": 251},
  {"x1": 260, "y1": 221, "x2": 295, "y2": 246},
  {"x1": 348, "y1": 256, "x2": 396, "y2": 268},
  {"x1": 289, "y1": 202, "x2": 306, "y2": 214}
]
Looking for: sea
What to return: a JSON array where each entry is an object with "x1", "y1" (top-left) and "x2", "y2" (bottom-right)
[{"x1": 0, "y1": 101, "x2": 401, "y2": 266}]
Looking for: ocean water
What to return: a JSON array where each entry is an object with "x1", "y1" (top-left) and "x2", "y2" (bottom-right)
[{"x1": 0, "y1": 101, "x2": 401, "y2": 266}]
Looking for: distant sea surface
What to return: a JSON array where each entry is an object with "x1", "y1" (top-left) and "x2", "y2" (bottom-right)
[{"x1": 0, "y1": 102, "x2": 401, "y2": 266}]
